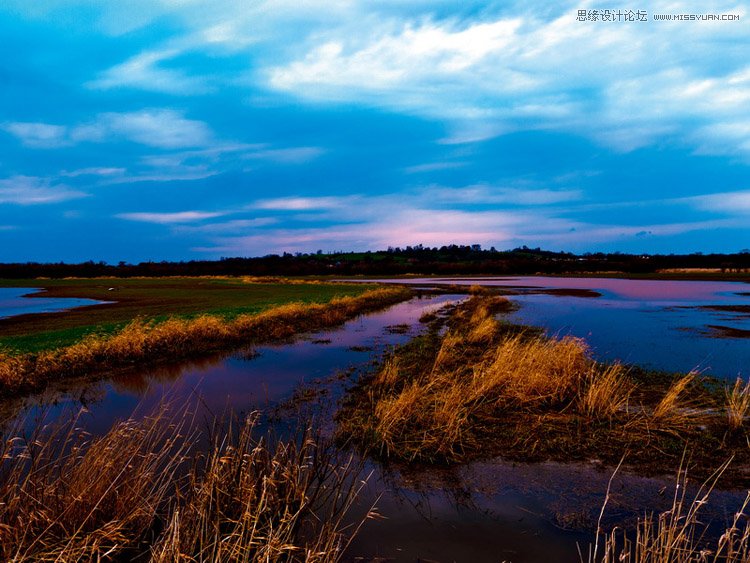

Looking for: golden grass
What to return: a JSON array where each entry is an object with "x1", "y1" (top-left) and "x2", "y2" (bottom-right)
[
  {"x1": 0, "y1": 407, "x2": 366, "y2": 562},
  {"x1": 0, "y1": 406, "x2": 192, "y2": 561},
  {"x1": 726, "y1": 377, "x2": 750, "y2": 431},
  {"x1": 589, "y1": 461, "x2": 750, "y2": 563},
  {"x1": 0, "y1": 287, "x2": 411, "y2": 396},
  {"x1": 474, "y1": 333, "x2": 589, "y2": 405},
  {"x1": 579, "y1": 363, "x2": 634, "y2": 419},
  {"x1": 650, "y1": 373, "x2": 700, "y2": 430},
  {"x1": 340, "y1": 295, "x2": 744, "y2": 466},
  {"x1": 349, "y1": 298, "x2": 613, "y2": 461}
]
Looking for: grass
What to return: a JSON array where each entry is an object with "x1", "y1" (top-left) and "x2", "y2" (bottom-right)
[
  {"x1": 726, "y1": 377, "x2": 750, "y2": 431},
  {"x1": 337, "y1": 294, "x2": 750, "y2": 483},
  {"x1": 0, "y1": 404, "x2": 367, "y2": 562},
  {"x1": 0, "y1": 277, "x2": 381, "y2": 353},
  {"x1": 587, "y1": 461, "x2": 750, "y2": 563},
  {"x1": 0, "y1": 287, "x2": 412, "y2": 397}
]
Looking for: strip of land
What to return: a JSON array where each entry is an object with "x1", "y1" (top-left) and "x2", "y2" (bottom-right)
[
  {"x1": 0, "y1": 281, "x2": 411, "y2": 397},
  {"x1": 0, "y1": 277, "x2": 381, "y2": 353},
  {"x1": 337, "y1": 292, "x2": 750, "y2": 485}
]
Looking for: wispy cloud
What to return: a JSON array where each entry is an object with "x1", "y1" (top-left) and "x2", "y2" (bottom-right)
[
  {"x1": 4, "y1": 109, "x2": 214, "y2": 149},
  {"x1": 73, "y1": 109, "x2": 214, "y2": 148},
  {"x1": 174, "y1": 217, "x2": 279, "y2": 233},
  {"x1": 61, "y1": 167, "x2": 126, "y2": 178},
  {"x1": 241, "y1": 147, "x2": 324, "y2": 164},
  {"x1": 421, "y1": 184, "x2": 583, "y2": 205},
  {"x1": 404, "y1": 161, "x2": 467, "y2": 174},
  {"x1": 88, "y1": 48, "x2": 213, "y2": 94},
  {"x1": 251, "y1": 196, "x2": 352, "y2": 211},
  {"x1": 116, "y1": 210, "x2": 225, "y2": 224},
  {"x1": 0, "y1": 176, "x2": 87, "y2": 205},
  {"x1": 1, "y1": 122, "x2": 69, "y2": 148},
  {"x1": 685, "y1": 190, "x2": 750, "y2": 214}
]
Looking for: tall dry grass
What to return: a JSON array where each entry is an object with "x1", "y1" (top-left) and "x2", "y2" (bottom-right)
[
  {"x1": 726, "y1": 377, "x2": 750, "y2": 431},
  {"x1": 579, "y1": 363, "x2": 634, "y2": 419},
  {"x1": 343, "y1": 295, "x2": 738, "y2": 464},
  {"x1": 0, "y1": 406, "x2": 192, "y2": 561},
  {"x1": 0, "y1": 407, "x2": 367, "y2": 562},
  {"x1": 0, "y1": 287, "x2": 410, "y2": 396},
  {"x1": 649, "y1": 373, "x2": 702, "y2": 432},
  {"x1": 355, "y1": 299, "x2": 613, "y2": 460},
  {"x1": 588, "y1": 461, "x2": 750, "y2": 563}
]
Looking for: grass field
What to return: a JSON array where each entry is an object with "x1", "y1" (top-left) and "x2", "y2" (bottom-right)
[{"x1": 0, "y1": 278, "x2": 378, "y2": 353}]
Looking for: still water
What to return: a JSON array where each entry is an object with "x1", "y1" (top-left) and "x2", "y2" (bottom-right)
[
  {"x1": 373, "y1": 276, "x2": 750, "y2": 378},
  {"x1": 0, "y1": 287, "x2": 107, "y2": 319}
]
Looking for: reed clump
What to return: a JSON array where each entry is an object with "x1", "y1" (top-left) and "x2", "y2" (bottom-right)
[
  {"x1": 338, "y1": 295, "x2": 748, "y2": 477},
  {"x1": 0, "y1": 407, "x2": 365, "y2": 562},
  {"x1": 579, "y1": 363, "x2": 634, "y2": 419},
  {"x1": 726, "y1": 377, "x2": 750, "y2": 431},
  {"x1": 0, "y1": 287, "x2": 411, "y2": 397}
]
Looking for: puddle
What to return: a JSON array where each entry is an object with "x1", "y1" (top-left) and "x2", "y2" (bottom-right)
[{"x1": 0, "y1": 287, "x2": 109, "y2": 319}]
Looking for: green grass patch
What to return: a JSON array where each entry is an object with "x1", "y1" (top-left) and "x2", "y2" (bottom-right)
[{"x1": 0, "y1": 278, "x2": 377, "y2": 353}]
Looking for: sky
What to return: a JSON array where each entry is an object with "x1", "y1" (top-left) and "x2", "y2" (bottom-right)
[{"x1": 1, "y1": 0, "x2": 749, "y2": 263}]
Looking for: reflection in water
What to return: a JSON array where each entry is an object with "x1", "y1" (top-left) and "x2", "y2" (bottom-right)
[{"x1": 367, "y1": 276, "x2": 750, "y2": 378}]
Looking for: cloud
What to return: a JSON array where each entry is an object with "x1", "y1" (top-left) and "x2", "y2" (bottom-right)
[
  {"x1": 687, "y1": 190, "x2": 750, "y2": 214},
  {"x1": 116, "y1": 210, "x2": 225, "y2": 224},
  {"x1": 193, "y1": 208, "x2": 528, "y2": 255},
  {"x1": 421, "y1": 184, "x2": 582, "y2": 205},
  {"x1": 174, "y1": 217, "x2": 279, "y2": 233},
  {"x1": 1, "y1": 122, "x2": 69, "y2": 148},
  {"x1": 61, "y1": 167, "x2": 126, "y2": 177},
  {"x1": 251, "y1": 196, "x2": 352, "y2": 211},
  {"x1": 0, "y1": 176, "x2": 87, "y2": 205},
  {"x1": 241, "y1": 147, "x2": 324, "y2": 163},
  {"x1": 88, "y1": 49, "x2": 212, "y2": 94},
  {"x1": 15, "y1": 1, "x2": 749, "y2": 156},
  {"x1": 74, "y1": 109, "x2": 214, "y2": 148},
  {"x1": 3, "y1": 109, "x2": 214, "y2": 149},
  {"x1": 404, "y1": 161, "x2": 467, "y2": 174},
  {"x1": 261, "y1": 2, "x2": 750, "y2": 154}
]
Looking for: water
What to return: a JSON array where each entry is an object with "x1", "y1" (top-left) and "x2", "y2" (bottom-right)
[
  {"x1": 0, "y1": 287, "x2": 107, "y2": 319},
  {"x1": 369, "y1": 277, "x2": 750, "y2": 378},
  {"x1": 4, "y1": 279, "x2": 750, "y2": 562}
]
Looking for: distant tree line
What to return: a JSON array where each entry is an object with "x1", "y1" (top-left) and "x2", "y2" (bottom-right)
[{"x1": 1, "y1": 245, "x2": 750, "y2": 278}]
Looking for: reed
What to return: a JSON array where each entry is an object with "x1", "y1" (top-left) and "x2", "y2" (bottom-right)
[
  {"x1": 726, "y1": 377, "x2": 750, "y2": 431},
  {"x1": 650, "y1": 373, "x2": 700, "y2": 430},
  {"x1": 579, "y1": 363, "x2": 634, "y2": 419},
  {"x1": 0, "y1": 406, "x2": 366, "y2": 562},
  {"x1": 588, "y1": 461, "x2": 750, "y2": 563},
  {"x1": 0, "y1": 406, "x2": 192, "y2": 561}
]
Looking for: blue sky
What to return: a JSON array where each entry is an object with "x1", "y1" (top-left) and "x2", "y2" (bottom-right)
[{"x1": 1, "y1": 0, "x2": 749, "y2": 262}]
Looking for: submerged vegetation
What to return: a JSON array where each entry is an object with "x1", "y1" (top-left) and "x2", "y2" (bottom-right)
[
  {"x1": 0, "y1": 287, "x2": 411, "y2": 397},
  {"x1": 337, "y1": 294, "x2": 750, "y2": 482},
  {"x1": 0, "y1": 405, "x2": 365, "y2": 562}
]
